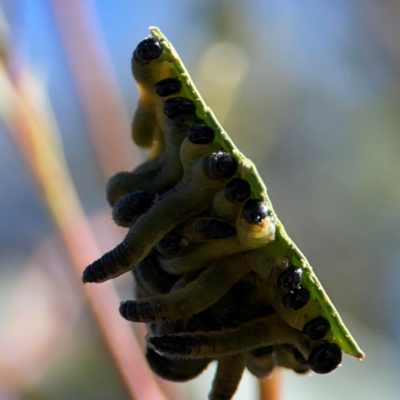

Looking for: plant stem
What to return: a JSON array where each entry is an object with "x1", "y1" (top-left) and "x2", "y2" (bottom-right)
[
  {"x1": 258, "y1": 369, "x2": 281, "y2": 400},
  {"x1": 0, "y1": 59, "x2": 169, "y2": 400}
]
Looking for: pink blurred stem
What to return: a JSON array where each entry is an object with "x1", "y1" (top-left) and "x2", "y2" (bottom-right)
[
  {"x1": 49, "y1": 0, "x2": 141, "y2": 179},
  {"x1": 0, "y1": 59, "x2": 169, "y2": 399},
  {"x1": 258, "y1": 369, "x2": 281, "y2": 400}
]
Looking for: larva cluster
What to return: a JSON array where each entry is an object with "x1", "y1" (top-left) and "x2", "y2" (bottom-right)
[{"x1": 82, "y1": 28, "x2": 364, "y2": 400}]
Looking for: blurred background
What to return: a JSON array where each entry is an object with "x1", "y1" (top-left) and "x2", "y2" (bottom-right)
[{"x1": 0, "y1": 0, "x2": 399, "y2": 399}]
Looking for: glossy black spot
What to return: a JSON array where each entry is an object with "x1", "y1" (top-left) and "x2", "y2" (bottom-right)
[
  {"x1": 303, "y1": 317, "x2": 330, "y2": 341},
  {"x1": 242, "y1": 199, "x2": 269, "y2": 224},
  {"x1": 135, "y1": 38, "x2": 163, "y2": 60},
  {"x1": 202, "y1": 151, "x2": 237, "y2": 179},
  {"x1": 282, "y1": 287, "x2": 310, "y2": 310},
  {"x1": 163, "y1": 97, "x2": 196, "y2": 118},
  {"x1": 224, "y1": 178, "x2": 251, "y2": 203},
  {"x1": 155, "y1": 78, "x2": 181, "y2": 97},
  {"x1": 157, "y1": 238, "x2": 182, "y2": 256},
  {"x1": 187, "y1": 124, "x2": 214, "y2": 144},
  {"x1": 308, "y1": 342, "x2": 342, "y2": 374},
  {"x1": 277, "y1": 266, "x2": 302, "y2": 291},
  {"x1": 251, "y1": 346, "x2": 274, "y2": 357}
]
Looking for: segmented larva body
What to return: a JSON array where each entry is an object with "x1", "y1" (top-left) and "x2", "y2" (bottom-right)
[
  {"x1": 131, "y1": 38, "x2": 171, "y2": 151},
  {"x1": 82, "y1": 28, "x2": 364, "y2": 400},
  {"x1": 135, "y1": 255, "x2": 310, "y2": 386}
]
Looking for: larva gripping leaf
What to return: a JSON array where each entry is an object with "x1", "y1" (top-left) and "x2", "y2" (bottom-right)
[
  {"x1": 82, "y1": 27, "x2": 364, "y2": 396},
  {"x1": 147, "y1": 27, "x2": 364, "y2": 361}
]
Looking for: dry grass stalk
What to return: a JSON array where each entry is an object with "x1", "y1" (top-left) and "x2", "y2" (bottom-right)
[{"x1": 0, "y1": 51, "x2": 169, "y2": 400}]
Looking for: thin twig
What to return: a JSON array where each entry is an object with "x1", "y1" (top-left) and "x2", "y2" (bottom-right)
[
  {"x1": 258, "y1": 369, "x2": 281, "y2": 400},
  {"x1": 49, "y1": 0, "x2": 140, "y2": 179}
]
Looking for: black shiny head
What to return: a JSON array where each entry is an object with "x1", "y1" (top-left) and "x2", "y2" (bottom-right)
[
  {"x1": 135, "y1": 38, "x2": 163, "y2": 61},
  {"x1": 163, "y1": 97, "x2": 196, "y2": 118},
  {"x1": 202, "y1": 151, "x2": 237, "y2": 179},
  {"x1": 224, "y1": 178, "x2": 251, "y2": 203},
  {"x1": 155, "y1": 78, "x2": 181, "y2": 97},
  {"x1": 303, "y1": 317, "x2": 330, "y2": 341},
  {"x1": 242, "y1": 199, "x2": 269, "y2": 224},
  {"x1": 308, "y1": 342, "x2": 342, "y2": 374},
  {"x1": 282, "y1": 287, "x2": 310, "y2": 310},
  {"x1": 187, "y1": 124, "x2": 215, "y2": 144},
  {"x1": 157, "y1": 238, "x2": 182, "y2": 256},
  {"x1": 277, "y1": 266, "x2": 302, "y2": 291}
]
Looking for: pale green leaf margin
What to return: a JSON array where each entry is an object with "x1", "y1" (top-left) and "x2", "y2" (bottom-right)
[{"x1": 149, "y1": 26, "x2": 364, "y2": 360}]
